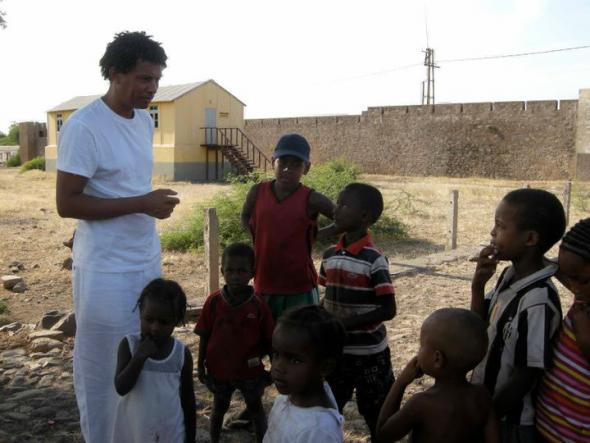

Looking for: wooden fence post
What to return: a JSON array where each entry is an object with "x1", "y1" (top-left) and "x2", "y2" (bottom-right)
[
  {"x1": 204, "y1": 208, "x2": 220, "y2": 296},
  {"x1": 563, "y1": 180, "x2": 572, "y2": 227},
  {"x1": 447, "y1": 190, "x2": 459, "y2": 250}
]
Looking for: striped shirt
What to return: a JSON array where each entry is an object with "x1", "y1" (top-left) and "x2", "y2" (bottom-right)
[
  {"x1": 471, "y1": 261, "x2": 562, "y2": 426},
  {"x1": 536, "y1": 305, "x2": 590, "y2": 442},
  {"x1": 319, "y1": 234, "x2": 395, "y2": 356}
]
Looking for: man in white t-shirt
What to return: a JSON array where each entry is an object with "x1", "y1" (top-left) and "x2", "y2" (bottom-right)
[{"x1": 56, "y1": 31, "x2": 179, "y2": 443}]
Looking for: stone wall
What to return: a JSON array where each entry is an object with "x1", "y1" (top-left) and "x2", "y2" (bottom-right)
[{"x1": 244, "y1": 100, "x2": 579, "y2": 180}]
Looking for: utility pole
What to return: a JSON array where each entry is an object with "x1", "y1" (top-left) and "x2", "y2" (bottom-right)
[{"x1": 421, "y1": 48, "x2": 439, "y2": 105}]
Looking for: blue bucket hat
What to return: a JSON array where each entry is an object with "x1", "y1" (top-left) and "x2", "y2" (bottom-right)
[{"x1": 273, "y1": 133, "x2": 310, "y2": 163}]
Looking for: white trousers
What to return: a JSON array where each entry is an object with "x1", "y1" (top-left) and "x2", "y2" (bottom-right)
[{"x1": 72, "y1": 262, "x2": 160, "y2": 443}]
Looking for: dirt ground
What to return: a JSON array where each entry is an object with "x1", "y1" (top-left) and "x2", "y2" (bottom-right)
[{"x1": 1, "y1": 167, "x2": 588, "y2": 442}]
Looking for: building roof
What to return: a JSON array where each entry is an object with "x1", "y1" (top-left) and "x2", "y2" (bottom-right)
[{"x1": 48, "y1": 80, "x2": 245, "y2": 112}]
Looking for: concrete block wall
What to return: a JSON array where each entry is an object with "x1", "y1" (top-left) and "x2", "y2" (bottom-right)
[
  {"x1": 19, "y1": 122, "x2": 47, "y2": 163},
  {"x1": 244, "y1": 99, "x2": 579, "y2": 180}
]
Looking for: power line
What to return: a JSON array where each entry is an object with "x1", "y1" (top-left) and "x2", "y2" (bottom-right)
[
  {"x1": 324, "y1": 62, "x2": 423, "y2": 83},
  {"x1": 317, "y1": 44, "x2": 590, "y2": 85},
  {"x1": 438, "y1": 44, "x2": 590, "y2": 64}
]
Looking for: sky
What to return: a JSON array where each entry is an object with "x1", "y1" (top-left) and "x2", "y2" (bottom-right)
[{"x1": 1, "y1": 0, "x2": 590, "y2": 134}]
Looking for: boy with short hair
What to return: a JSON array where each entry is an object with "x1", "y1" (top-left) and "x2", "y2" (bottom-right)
[
  {"x1": 319, "y1": 182, "x2": 396, "y2": 442},
  {"x1": 376, "y1": 308, "x2": 500, "y2": 443},
  {"x1": 194, "y1": 243, "x2": 274, "y2": 443},
  {"x1": 471, "y1": 188, "x2": 566, "y2": 442},
  {"x1": 241, "y1": 133, "x2": 335, "y2": 321}
]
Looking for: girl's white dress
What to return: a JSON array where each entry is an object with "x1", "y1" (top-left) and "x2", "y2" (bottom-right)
[
  {"x1": 111, "y1": 334, "x2": 186, "y2": 443},
  {"x1": 263, "y1": 382, "x2": 344, "y2": 443}
]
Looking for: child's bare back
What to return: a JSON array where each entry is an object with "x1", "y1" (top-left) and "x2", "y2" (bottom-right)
[
  {"x1": 408, "y1": 382, "x2": 493, "y2": 443},
  {"x1": 377, "y1": 309, "x2": 500, "y2": 443}
]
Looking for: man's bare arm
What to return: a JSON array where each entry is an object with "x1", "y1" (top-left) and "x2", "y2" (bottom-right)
[{"x1": 56, "y1": 170, "x2": 179, "y2": 220}]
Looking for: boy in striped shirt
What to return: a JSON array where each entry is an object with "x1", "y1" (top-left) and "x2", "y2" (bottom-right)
[
  {"x1": 319, "y1": 183, "x2": 396, "y2": 442},
  {"x1": 471, "y1": 189, "x2": 566, "y2": 443}
]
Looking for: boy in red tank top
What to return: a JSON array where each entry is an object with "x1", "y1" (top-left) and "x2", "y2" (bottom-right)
[{"x1": 241, "y1": 133, "x2": 336, "y2": 321}]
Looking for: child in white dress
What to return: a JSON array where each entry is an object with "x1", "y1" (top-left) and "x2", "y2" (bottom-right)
[
  {"x1": 264, "y1": 305, "x2": 346, "y2": 443},
  {"x1": 112, "y1": 278, "x2": 196, "y2": 443}
]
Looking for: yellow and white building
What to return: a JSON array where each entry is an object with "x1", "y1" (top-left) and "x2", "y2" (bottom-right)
[{"x1": 45, "y1": 80, "x2": 268, "y2": 181}]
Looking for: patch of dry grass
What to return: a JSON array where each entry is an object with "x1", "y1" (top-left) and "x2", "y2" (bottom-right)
[{"x1": 365, "y1": 174, "x2": 589, "y2": 259}]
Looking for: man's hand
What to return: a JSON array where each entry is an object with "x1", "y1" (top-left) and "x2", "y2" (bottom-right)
[
  {"x1": 57, "y1": 171, "x2": 180, "y2": 221},
  {"x1": 142, "y1": 188, "x2": 180, "y2": 219}
]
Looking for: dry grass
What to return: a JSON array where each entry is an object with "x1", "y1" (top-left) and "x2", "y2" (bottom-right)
[
  {"x1": 2, "y1": 167, "x2": 588, "y2": 322},
  {"x1": 369, "y1": 174, "x2": 588, "y2": 260}
]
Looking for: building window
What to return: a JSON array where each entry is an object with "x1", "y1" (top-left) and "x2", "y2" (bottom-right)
[
  {"x1": 56, "y1": 114, "x2": 63, "y2": 132},
  {"x1": 149, "y1": 105, "x2": 159, "y2": 128}
]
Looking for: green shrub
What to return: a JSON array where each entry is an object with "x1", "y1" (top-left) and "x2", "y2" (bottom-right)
[
  {"x1": 302, "y1": 159, "x2": 360, "y2": 201},
  {"x1": 0, "y1": 300, "x2": 7, "y2": 315},
  {"x1": 303, "y1": 160, "x2": 407, "y2": 242},
  {"x1": 161, "y1": 159, "x2": 407, "y2": 251},
  {"x1": 161, "y1": 177, "x2": 254, "y2": 251},
  {"x1": 0, "y1": 123, "x2": 19, "y2": 146},
  {"x1": 19, "y1": 156, "x2": 45, "y2": 172},
  {"x1": 6, "y1": 152, "x2": 20, "y2": 167}
]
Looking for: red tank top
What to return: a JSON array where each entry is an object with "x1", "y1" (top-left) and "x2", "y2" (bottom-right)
[{"x1": 250, "y1": 181, "x2": 318, "y2": 294}]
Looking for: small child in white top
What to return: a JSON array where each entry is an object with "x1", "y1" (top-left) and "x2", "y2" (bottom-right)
[
  {"x1": 112, "y1": 278, "x2": 196, "y2": 443},
  {"x1": 264, "y1": 305, "x2": 346, "y2": 443}
]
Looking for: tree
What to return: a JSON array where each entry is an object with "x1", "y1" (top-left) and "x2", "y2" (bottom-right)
[
  {"x1": 0, "y1": 0, "x2": 6, "y2": 29},
  {"x1": 0, "y1": 123, "x2": 18, "y2": 145}
]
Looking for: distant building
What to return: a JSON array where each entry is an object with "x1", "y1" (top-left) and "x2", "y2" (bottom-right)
[{"x1": 45, "y1": 80, "x2": 270, "y2": 181}]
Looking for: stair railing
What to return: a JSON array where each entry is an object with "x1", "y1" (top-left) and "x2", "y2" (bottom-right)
[
  {"x1": 201, "y1": 127, "x2": 272, "y2": 173},
  {"x1": 220, "y1": 128, "x2": 272, "y2": 173}
]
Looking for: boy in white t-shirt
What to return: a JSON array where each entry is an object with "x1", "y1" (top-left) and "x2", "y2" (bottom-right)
[
  {"x1": 56, "y1": 31, "x2": 179, "y2": 443},
  {"x1": 265, "y1": 305, "x2": 346, "y2": 443}
]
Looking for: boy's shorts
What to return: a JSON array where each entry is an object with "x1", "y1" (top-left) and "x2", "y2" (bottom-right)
[
  {"x1": 206, "y1": 372, "x2": 270, "y2": 405},
  {"x1": 262, "y1": 287, "x2": 320, "y2": 321},
  {"x1": 327, "y1": 346, "x2": 395, "y2": 419}
]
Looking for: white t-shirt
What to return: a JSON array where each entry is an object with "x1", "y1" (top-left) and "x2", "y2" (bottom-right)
[
  {"x1": 263, "y1": 382, "x2": 344, "y2": 443},
  {"x1": 57, "y1": 98, "x2": 160, "y2": 272}
]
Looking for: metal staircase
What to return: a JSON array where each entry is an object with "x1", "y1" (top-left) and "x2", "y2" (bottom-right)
[{"x1": 201, "y1": 127, "x2": 271, "y2": 179}]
